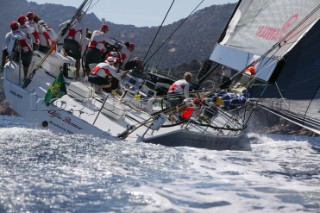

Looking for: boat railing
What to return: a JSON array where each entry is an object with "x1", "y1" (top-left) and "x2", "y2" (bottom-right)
[{"x1": 179, "y1": 102, "x2": 248, "y2": 136}]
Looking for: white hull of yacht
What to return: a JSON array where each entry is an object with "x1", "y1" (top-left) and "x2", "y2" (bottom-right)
[{"x1": 3, "y1": 52, "x2": 250, "y2": 151}]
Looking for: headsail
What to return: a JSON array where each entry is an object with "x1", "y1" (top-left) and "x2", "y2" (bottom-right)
[
  {"x1": 210, "y1": 0, "x2": 320, "y2": 135},
  {"x1": 210, "y1": 0, "x2": 320, "y2": 82}
]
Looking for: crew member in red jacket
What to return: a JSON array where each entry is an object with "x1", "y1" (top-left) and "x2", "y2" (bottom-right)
[{"x1": 84, "y1": 24, "x2": 116, "y2": 78}]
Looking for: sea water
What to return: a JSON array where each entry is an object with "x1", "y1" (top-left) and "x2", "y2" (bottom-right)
[{"x1": 0, "y1": 116, "x2": 319, "y2": 212}]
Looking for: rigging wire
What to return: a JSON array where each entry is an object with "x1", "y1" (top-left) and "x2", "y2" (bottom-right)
[
  {"x1": 274, "y1": 81, "x2": 290, "y2": 108},
  {"x1": 143, "y1": 0, "x2": 205, "y2": 67},
  {"x1": 142, "y1": 0, "x2": 176, "y2": 64},
  {"x1": 160, "y1": 2, "x2": 319, "y2": 93},
  {"x1": 150, "y1": 2, "x2": 320, "y2": 111},
  {"x1": 86, "y1": 0, "x2": 99, "y2": 12},
  {"x1": 153, "y1": 41, "x2": 170, "y2": 71}
]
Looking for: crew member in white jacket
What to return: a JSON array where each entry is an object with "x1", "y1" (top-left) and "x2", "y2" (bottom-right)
[
  {"x1": 5, "y1": 21, "x2": 33, "y2": 80},
  {"x1": 59, "y1": 16, "x2": 85, "y2": 78}
]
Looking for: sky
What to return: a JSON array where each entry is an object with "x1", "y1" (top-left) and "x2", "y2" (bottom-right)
[{"x1": 27, "y1": 0, "x2": 237, "y2": 27}]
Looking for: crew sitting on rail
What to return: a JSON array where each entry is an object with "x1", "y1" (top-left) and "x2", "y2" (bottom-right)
[{"x1": 104, "y1": 41, "x2": 144, "y2": 79}]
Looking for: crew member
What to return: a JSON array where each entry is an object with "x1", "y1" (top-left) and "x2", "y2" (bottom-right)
[
  {"x1": 84, "y1": 24, "x2": 116, "y2": 77},
  {"x1": 38, "y1": 20, "x2": 55, "y2": 54},
  {"x1": 5, "y1": 21, "x2": 33, "y2": 80},
  {"x1": 167, "y1": 72, "x2": 193, "y2": 107},
  {"x1": 59, "y1": 15, "x2": 85, "y2": 78},
  {"x1": 26, "y1": 12, "x2": 40, "y2": 50},
  {"x1": 88, "y1": 56, "x2": 127, "y2": 93},
  {"x1": 17, "y1": 15, "x2": 32, "y2": 45}
]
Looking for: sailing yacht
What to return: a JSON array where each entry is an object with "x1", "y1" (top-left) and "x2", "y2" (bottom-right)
[
  {"x1": 4, "y1": 0, "x2": 319, "y2": 150},
  {"x1": 2, "y1": 1, "x2": 251, "y2": 151},
  {"x1": 3, "y1": 52, "x2": 250, "y2": 150}
]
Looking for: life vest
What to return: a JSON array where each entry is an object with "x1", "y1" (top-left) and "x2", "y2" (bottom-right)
[
  {"x1": 245, "y1": 65, "x2": 256, "y2": 75},
  {"x1": 19, "y1": 25, "x2": 33, "y2": 48},
  {"x1": 42, "y1": 31, "x2": 52, "y2": 46},
  {"x1": 19, "y1": 24, "x2": 31, "y2": 35},
  {"x1": 168, "y1": 81, "x2": 186, "y2": 94},
  {"x1": 120, "y1": 46, "x2": 131, "y2": 64},
  {"x1": 88, "y1": 30, "x2": 107, "y2": 53},
  {"x1": 88, "y1": 30, "x2": 116, "y2": 54},
  {"x1": 19, "y1": 39, "x2": 32, "y2": 52},
  {"x1": 181, "y1": 107, "x2": 195, "y2": 119},
  {"x1": 91, "y1": 64, "x2": 113, "y2": 78},
  {"x1": 46, "y1": 28, "x2": 57, "y2": 52},
  {"x1": 168, "y1": 83, "x2": 177, "y2": 93},
  {"x1": 27, "y1": 20, "x2": 40, "y2": 44},
  {"x1": 66, "y1": 28, "x2": 82, "y2": 41},
  {"x1": 89, "y1": 39, "x2": 106, "y2": 49},
  {"x1": 12, "y1": 31, "x2": 32, "y2": 53}
]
